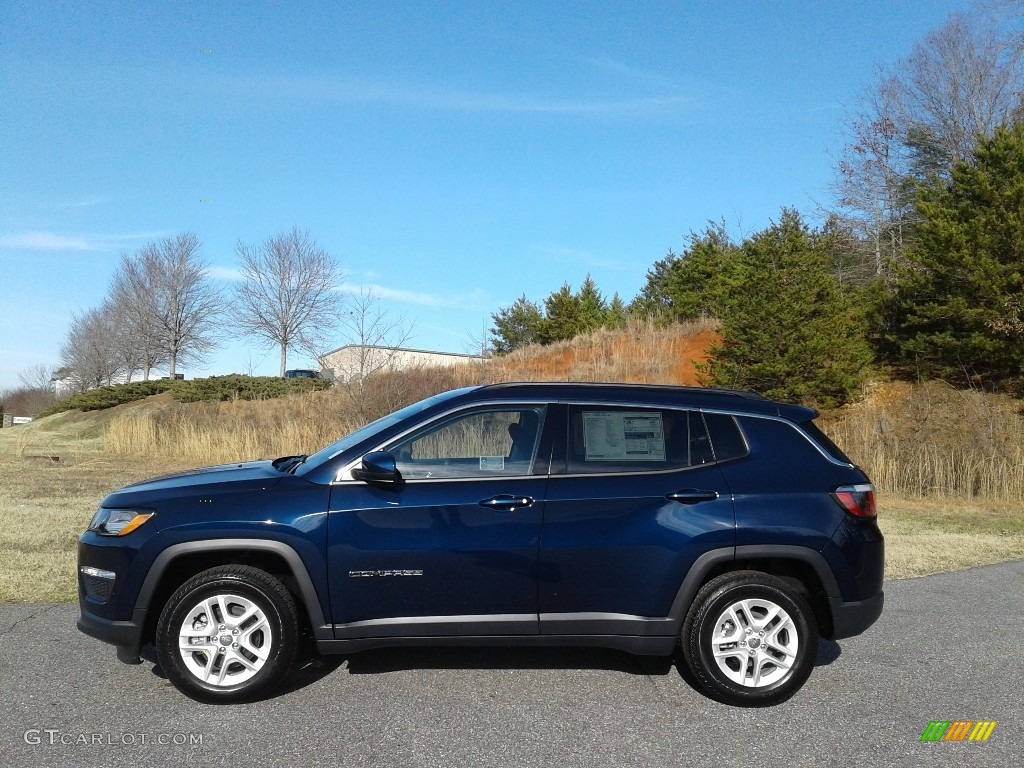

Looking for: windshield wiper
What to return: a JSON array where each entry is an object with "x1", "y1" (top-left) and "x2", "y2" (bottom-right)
[{"x1": 272, "y1": 454, "x2": 307, "y2": 473}]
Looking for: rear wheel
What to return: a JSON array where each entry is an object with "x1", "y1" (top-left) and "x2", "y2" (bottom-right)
[
  {"x1": 155, "y1": 565, "x2": 299, "y2": 703},
  {"x1": 681, "y1": 571, "x2": 818, "y2": 706}
]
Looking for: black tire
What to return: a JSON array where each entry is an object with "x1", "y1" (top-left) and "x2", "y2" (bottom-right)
[
  {"x1": 155, "y1": 565, "x2": 299, "y2": 703},
  {"x1": 681, "y1": 570, "x2": 818, "y2": 707}
]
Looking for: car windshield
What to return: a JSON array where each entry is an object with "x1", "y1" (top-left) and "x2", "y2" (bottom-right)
[{"x1": 297, "y1": 387, "x2": 478, "y2": 472}]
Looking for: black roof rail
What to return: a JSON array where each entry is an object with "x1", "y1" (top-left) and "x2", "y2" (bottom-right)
[{"x1": 476, "y1": 381, "x2": 766, "y2": 400}]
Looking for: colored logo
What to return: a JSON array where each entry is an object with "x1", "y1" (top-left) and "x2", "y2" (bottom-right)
[{"x1": 920, "y1": 721, "x2": 996, "y2": 742}]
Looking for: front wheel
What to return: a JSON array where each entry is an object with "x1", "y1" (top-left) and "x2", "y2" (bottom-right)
[
  {"x1": 681, "y1": 571, "x2": 818, "y2": 706},
  {"x1": 155, "y1": 565, "x2": 299, "y2": 703}
]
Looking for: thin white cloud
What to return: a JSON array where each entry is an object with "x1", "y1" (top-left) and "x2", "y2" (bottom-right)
[
  {"x1": 41, "y1": 197, "x2": 108, "y2": 211},
  {"x1": 102, "y1": 231, "x2": 172, "y2": 242},
  {"x1": 574, "y1": 53, "x2": 680, "y2": 92},
  {"x1": 0, "y1": 232, "x2": 94, "y2": 251},
  {"x1": 535, "y1": 245, "x2": 638, "y2": 273},
  {"x1": 0, "y1": 230, "x2": 174, "y2": 252},
  {"x1": 339, "y1": 283, "x2": 487, "y2": 311},
  {"x1": 207, "y1": 265, "x2": 244, "y2": 282},
  {"x1": 219, "y1": 73, "x2": 693, "y2": 118}
]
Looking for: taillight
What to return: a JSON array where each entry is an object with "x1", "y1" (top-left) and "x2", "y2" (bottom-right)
[{"x1": 832, "y1": 484, "x2": 876, "y2": 518}]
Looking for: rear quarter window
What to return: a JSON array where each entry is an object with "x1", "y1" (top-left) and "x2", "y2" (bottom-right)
[
  {"x1": 702, "y1": 412, "x2": 748, "y2": 461},
  {"x1": 799, "y1": 420, "x2": 853, "y2": 465}
]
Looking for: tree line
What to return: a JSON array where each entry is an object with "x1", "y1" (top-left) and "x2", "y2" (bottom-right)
[{"x1": 490, "y1": 7, "x2": 1024, "y2": 407}]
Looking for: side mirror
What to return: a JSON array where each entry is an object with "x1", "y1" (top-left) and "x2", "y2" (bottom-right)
[{"x1": 352, "y1": 451, "x2": 402, "y2": 486}]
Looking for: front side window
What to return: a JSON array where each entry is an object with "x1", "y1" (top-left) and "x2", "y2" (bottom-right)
[
  {"x1": 567, "y1": 406, "x2": 714, "y2": 474},
  {"x1": 386, "y1": 406, "x2": 545, "y2": 479}
]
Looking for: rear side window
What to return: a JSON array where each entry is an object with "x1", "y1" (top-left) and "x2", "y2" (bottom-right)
[
  {"x1": 702, "y1": 412, "x2": 748, "y2": 462},
  {"x1": 566, "y1": 406, "x2": 713, "y2": 474},
  {"x1": 799, "y1": 420, "x2": 853, "y2": 464}
]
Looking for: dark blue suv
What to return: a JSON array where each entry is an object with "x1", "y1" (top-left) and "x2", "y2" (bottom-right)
[{"x1": 77, "y1": 383, "x2": 883, "y2": 706}]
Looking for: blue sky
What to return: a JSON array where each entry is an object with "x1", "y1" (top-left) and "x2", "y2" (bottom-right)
[{"x1": 1, "y1": 0, "x2": 973, "y2": 390}]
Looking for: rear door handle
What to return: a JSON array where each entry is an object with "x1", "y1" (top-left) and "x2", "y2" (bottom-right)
[
  {"x1": 479, "y1": 495, "x2": 534, "y2": 511},
  {"x1": 666, "y1": 489, "x2": 720, "y2": 505}
]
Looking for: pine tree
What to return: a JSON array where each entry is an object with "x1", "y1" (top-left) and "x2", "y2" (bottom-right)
[
  {"x1": 576, "y1": 275, "x2": 608, "y2": 334},
  {"x1": 635, "y1": 222, "x2": 737, "y2": 322},
  {"x1": 703, "y1": 210, "x2": 873, "y2": 407},
  {"x1": 604, "y1": 293, "x2": 628, "y2": 329},
  {"x1": 537, "y1": 283, "x2": 583, "y2": 344},
  {"x1": 490, "y1": 295, "x2": 544, "y2": 355},
  {"x1": 887, "y1": 124, "x2": 1024, "y2": 390}
]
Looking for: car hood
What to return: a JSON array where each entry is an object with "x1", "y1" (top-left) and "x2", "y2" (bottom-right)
[{"x1": 102, "y1": 460, "x2": 285, "y2": 506}]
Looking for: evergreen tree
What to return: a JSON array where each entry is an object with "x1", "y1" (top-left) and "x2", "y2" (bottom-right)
[
  {"x1": 635, "y1": 222, "x2": 737, "y2": 322},
  {"x1": 537, "y1": 283, "x2": 583, "y2": 344},
  {"x1": 489, "y1": 295, "x2": 544, "y2": 355},
  {"x1": 888, "y1": 124, "x2": 1024, "y2": 390},
  {"x1": 703, "y1": 210, "x2": 873, "y2": 407},
  {"x1": 604, "y1": 293, "x2": 628, "y2": 329},
  {"x1": 576, "y1": 275, "x2": 608, "y2": 333}
]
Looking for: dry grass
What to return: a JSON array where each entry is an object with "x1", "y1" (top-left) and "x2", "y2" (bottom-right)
[
  {"x1": 104, "y1": 390, "x2": 366, "y2": 465},
  {"x1": 822, "y1": 380, "x2": 1024, "y2": 501},
  {"x1": 879, "y1": 496, "x2": 1024, "y2": 578},
  {"x1": 0, "y1": 421, "x2": 193, "y2": 602},
  {"x1": 476, "y1": 316, "x2": 719, "y2": 385}
]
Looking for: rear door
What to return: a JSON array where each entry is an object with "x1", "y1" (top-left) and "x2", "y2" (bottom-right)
[{"x1": 539, "y1": 404, "x2": 736, "y2": 636}]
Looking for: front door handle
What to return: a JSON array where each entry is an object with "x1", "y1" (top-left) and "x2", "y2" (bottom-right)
[
  {"x1": 666, "y1": 489, "x2": 720, "y2": 505},
  {"x1": 479, "y1": 495, "x2": 534, "y2": 511}
]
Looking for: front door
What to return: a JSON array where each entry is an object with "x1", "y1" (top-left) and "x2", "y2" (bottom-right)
[{"x1": 327, "y1": 405, "x2": 549, "y2": 638}]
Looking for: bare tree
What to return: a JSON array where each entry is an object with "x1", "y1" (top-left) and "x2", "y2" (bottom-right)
[
  {"x1": 17, "y1": 364, "x2": 55, "y2": 391},
  {"x1": 891, "y1": 12, "x2": 1024, "y2": 174},
  {"x1": 110, "y1": 254, "x2": 168, "y2": 380},
  {"x1": 831, "y1": 82, "x2": 918, "y2": 281},
  {"x1": 332, "y1": 288, "x2": 414, "y2": 418},
  {"x1": 0, "y1": 385, "x2": 57, "y2": 417},
  {"x1": 60, "y1": 304, "x2": 124, "y2": 390},
  {"x1": 4, "y1": 364, "x2": 59, "y2": 417},
  {"x1": 115, "y1": 233, "x2": 220, "y2": 377},
  {"x1": 831, "y1": 9, "x2": 1024, "y2": 279},
  {"x1": 232, "y1": 228, "x2": 345, "y2": 377}
]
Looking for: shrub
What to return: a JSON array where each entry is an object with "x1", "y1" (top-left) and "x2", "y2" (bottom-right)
[
  {"x1": 40, "y1": 381, "x2": 174, "y2": 416},
  {"x1": 39, "y1": 375, "x2": 332, "y2": 416},
  {"x1": 168, "y1": 375, "x2": 331, "y2": 403}
]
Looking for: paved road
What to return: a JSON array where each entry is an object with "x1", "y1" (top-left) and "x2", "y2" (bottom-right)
[{"x1": 1, "y1": 560, "x2": 1021, "y2": 768}]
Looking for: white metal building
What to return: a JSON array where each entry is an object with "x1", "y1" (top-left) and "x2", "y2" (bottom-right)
[{"x1": 319, "y1": 345, "x2": 487, "y2": 383}]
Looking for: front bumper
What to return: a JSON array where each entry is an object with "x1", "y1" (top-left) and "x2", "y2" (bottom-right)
[{"x1": 76, "y1": 606, "x2": 148, "y2": 664}]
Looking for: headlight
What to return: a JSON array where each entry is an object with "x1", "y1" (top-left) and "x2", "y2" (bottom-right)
[{"x1": 88, "y1": 508, "x2": 155, "y2": 536}]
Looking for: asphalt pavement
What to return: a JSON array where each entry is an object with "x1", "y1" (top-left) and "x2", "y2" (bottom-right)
[{"x1": 1, "y1": 559, "x2": 1021, "y2": 768}]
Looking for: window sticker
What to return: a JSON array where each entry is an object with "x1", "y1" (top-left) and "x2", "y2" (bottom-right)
[
  {"x1": 583, "y1": 411, "x2": 666, "y2": 461},
  {"x1": 479, "y1": 456, "x2": 505, "y2": 470}
]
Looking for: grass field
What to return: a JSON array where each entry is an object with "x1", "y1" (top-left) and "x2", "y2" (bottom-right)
[
  {"x1": 2, "y1": 401, "x2": 1023, "y2": 604},
  {"x1": 0, "y1": 414, "x2": 193, "y2": 603}
]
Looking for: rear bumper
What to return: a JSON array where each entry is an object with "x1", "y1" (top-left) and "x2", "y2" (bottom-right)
[
  {"x1": 827, "y1": 591, "x2": 884, "y2": 640},
  {"x1": 77, "y1": 606, "x2": 147, "y2": 664}
]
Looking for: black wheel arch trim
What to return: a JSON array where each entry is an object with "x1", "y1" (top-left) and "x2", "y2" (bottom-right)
[
  {"x1": 135, "y1": 539, "x2": 330, "y2": 640},
  {"x1": 667, "y1": 545, "x2": 843, "y2": 630}
]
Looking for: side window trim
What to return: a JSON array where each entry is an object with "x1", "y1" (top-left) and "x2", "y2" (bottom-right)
[{"x1": 334, "y1": 400, "x2": 555, "y2": 483}]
